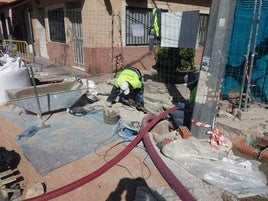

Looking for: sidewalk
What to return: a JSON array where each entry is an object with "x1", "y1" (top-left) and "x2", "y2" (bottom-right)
[
  {"x1": 30, "y1": 57, "x2": 268, "y2": 138},
  {"x1": 1, "y1": 57, "x2": 268, "y2": 200}
]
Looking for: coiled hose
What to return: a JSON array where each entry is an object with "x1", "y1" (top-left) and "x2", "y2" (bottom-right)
[{"x1": 24, "y1": 106, "x2": 195, "y2": 201}]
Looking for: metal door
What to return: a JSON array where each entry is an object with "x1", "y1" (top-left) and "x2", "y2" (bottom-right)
[{"x1": 69, "y1": 9, "x2": 84, "y2": 67}]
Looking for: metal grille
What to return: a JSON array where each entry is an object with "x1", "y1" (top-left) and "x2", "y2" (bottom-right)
[
  {"x1": 1, "y1": 39, "x2": 30, "y2": 63},
  {"x1": 126, "y1": 7, "x2": 209, "y2": 46},
  {"x1": 236, "y1": 0, "x2": 268, "y2": 7},
  {"x1": 125, "y1": 7, "x2": 153, "y2": 45},
  {"x1": 47, "y1": 7, "x2": 66, "y2": 43},
  {"x1": 223, "y1": 0, "x2": 268, "y2": 107},
  {"x1": 68, "y1": 9, "x2": 84, "y2": 67}
]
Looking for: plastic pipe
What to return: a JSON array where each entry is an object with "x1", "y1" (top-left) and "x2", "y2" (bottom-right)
[
  {"x1": 141, "y1": 114, "x2": 196, "y2": 201},
  {"x1": 24, "y1": 107, "x2": 181, "y2": 201}
]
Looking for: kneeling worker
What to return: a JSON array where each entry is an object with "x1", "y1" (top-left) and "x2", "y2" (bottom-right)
[{"x1": 106, "y1": 66, "x2": 145, "y2": 112}]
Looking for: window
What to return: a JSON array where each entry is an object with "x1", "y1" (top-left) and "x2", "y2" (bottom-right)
[
  {"x1": 126, "y1": 7, "x2": 209, "y2": 46},
  {"x1": 47, "y1": 7, "x2": 66, "y2": 43},
  {"x1": 125, "y1": 7, "x2": 153, "y2": 46}
]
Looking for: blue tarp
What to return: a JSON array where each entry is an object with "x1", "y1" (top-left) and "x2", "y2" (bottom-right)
[
  {"x1": 223, "y1": 0, "x2": 268, "y2": 103},
  {"x1": 0, "y1": 108, "x2": 120, "y2": 176}
]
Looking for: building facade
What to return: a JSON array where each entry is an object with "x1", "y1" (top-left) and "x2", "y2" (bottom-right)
[{"x1": 0, "y1": 0, "x2": 211, "y2": 74}]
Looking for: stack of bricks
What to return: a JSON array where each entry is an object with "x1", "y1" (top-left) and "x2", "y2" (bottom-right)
[
  {"x1": 160, "y1": 126, "x2": 192, "y2": 147},
  {"x1": 231, "y1": 136, "x2": 260, "y2": 157},
  {"x1": 161, "y1": 138, "x2": 173, "y2": 146},
  {"x1": 177, "y1": 126, "x2": 192, "y2": 139}
]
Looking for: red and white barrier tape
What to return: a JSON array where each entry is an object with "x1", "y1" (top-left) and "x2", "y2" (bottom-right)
[
  {"x1": 191, "y1": 120, "x2": 211, "y2": 128},
  {"x1": 192, "y1": 119, "x2": 229, "y2": 149}
]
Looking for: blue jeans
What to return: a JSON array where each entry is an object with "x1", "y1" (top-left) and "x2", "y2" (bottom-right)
[
  {"x1": 170, "y1": 109, "x2": 184, "y2": 128},
  {"x1": 170, "y1": 108, "x2": 193, "y2": 129}
]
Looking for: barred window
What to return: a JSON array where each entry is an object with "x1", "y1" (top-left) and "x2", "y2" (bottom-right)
[
  {"x1": 125, "y1": 7, "x2": 153, "y2": 46},
  {"x1": 126, "y1": 7, "x2": 209, "y2": 46},
  {"x1": 48, "y1": 7, "x2": 66, "y2": 43}
]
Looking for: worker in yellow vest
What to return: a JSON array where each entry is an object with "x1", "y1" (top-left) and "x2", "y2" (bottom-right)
[{"x1": 106, "y1": 66, "x2": 145, "y2": 112}]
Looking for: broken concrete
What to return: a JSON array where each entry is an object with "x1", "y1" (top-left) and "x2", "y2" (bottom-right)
[{"x1": 8, "y1": 57, "x2": 268, "y2": 200}]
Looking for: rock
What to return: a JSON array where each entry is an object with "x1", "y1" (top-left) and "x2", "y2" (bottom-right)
[{"x1": 25, "y1": 182, "x2": 46, "y2": 199}]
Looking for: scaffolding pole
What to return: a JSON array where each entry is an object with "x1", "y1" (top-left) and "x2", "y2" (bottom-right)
[
  {"x1": 238, "y1": 0, "x2": 258, "y2": 110},
  {"x1": 244, "y1": 0, "x2": 262, "y2": 111}
]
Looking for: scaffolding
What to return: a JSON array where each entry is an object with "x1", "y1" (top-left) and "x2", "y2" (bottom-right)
[{"x1": 224, "y1": 0, "x2": 268, "y2": 109}]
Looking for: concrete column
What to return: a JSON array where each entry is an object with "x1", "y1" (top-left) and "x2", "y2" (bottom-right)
[{"x1": 191, "y1": 0, "x2": 237, "y2": 139}]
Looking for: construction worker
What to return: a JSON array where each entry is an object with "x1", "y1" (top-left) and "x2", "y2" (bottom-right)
[
  {"x1": 170, "y1": 72, "x2": 198, "y2": 129},
  {"x1": 106, "y1": 66, "x2": 145, "y2": 112}
]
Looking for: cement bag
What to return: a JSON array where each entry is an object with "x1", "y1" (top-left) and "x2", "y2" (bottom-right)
[{"x1": 0, "y1": 62, "x2": 31, "y2": 106}]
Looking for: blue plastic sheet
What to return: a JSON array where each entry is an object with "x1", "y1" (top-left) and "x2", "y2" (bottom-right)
[
  {"x1": 223, "y1": 1, "x2": 268, "y2": 103},
  {"x1": 13, "y1": 110, "x2": 120, "y2": 176}
]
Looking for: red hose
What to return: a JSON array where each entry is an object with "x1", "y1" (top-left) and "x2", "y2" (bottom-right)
[
  {"x1": 141, "y1": 114, "x2": 196, "y2": 201},
  {"x1": 24, "y1": 107, "x2": 179, "y2": 201}
]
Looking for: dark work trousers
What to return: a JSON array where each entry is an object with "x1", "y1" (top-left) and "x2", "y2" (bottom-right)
[
  {"x1": 170, "y1": 107, "x2": 193, "y2": 129},
  {"x1": 107, "y1": 86, "x2": 120, "y2": 103}
]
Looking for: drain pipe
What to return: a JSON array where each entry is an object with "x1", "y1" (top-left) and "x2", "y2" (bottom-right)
[
  {"x1": 141, "y1": 114, "x2": 196, "y2": 201},
  {"x1": 24, "y1": 107, "x2": 181, "y2": 201}
]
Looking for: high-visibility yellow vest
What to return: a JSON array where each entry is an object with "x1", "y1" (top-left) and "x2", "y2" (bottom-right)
[{"x1": 115, "y1": 69, "x2": 142, "y2": 89}]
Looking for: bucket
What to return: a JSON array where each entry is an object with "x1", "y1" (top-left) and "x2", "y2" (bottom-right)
[{"x1": 103, "y1": 109, "x2": 120, "y2": 125}]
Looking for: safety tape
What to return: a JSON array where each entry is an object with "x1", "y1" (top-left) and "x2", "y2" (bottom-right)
[
  {"x1": 191, "y1": 119, "x2": 211, "y2": 128},
  {"x1": 191, "y1": 119, "x2": 229, "y2": 149}
]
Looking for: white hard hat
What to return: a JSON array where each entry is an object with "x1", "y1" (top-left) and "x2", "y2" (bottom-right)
[{"x1": 120, "y1": 81, "x2": 130, "y2": 95}]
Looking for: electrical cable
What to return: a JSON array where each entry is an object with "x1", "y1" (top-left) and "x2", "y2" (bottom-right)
[
  {"x1": 141, "y1": 153, "x2": 152, "y2": 180},
  {"x1": 102, "y1": 140, "x2": 135, "y2": 177},
  {"x1": 94, "y1": 132, "x2": 119, "y2": 157},
  {"x1": 24, "y1": 106, "x2": 195, "y2": 201}
]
